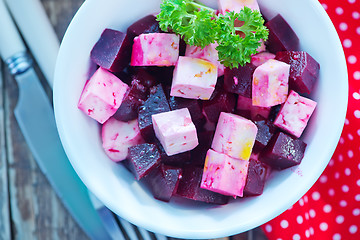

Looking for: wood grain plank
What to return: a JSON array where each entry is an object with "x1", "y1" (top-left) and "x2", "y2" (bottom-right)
[{"x1": 0, "y1": 61, "x2": 11, "y2": 240}]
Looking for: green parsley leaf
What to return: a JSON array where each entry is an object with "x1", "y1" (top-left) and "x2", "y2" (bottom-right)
[
  {"x1": 156, "y1": 1, "x2": 269, "y2": 68},
  {"x1": 156, "y1": 0, "x2": 218, "y2": 48}
]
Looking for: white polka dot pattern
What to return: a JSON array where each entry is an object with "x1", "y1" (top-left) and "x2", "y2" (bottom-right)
[{"x1": 261, "y1": 1, "x2": 360, "y2": 239}]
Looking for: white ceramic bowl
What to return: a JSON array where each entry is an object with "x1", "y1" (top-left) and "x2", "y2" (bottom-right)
[{"x1": 54, "y1": 0, "x2": 348, "y2": 238}]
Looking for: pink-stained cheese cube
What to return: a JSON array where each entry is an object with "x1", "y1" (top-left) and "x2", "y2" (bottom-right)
[
  {"x1": 131, "y1": 33, "x2": 179, "y2": 66},
  {"x1": 218, "y1": 0, "x2": 260, "y2": 13},
  {"x1": 274, "y1": 90, "x2": 317, "y2": 138},
  {"x1": 185, "y1": 43, "x2": 225, "y2": 77},
  {"x1": 78, "y1": 68, "x2": 129, "y2": 124},
  {"x1": 170, "y1": 56, "x2": 218, "y2": 100},
  {"x1": 252, "y1": 59, "x2": 290, "y2": 107},
  {"x1": 212, "y1": 112, "x2": 258, "y2": 161},
  {"x1": 102, "y1": 118, "x2": 144, "y2": 162},
  {"x1": 200, "y1": 149, "x2": 249, "y2": 197},
  {"x1": 251, "y1": 52, "x2": 276, "y2": 67},
  {"x1": 152, "y1": 108, "x2": 199, "y2": 156}
]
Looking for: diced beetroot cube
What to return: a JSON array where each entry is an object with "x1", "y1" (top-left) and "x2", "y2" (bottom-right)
[
  {"x1": 265, "y1": 14, "x2": 299, "y2": 53},
  {"x1": 102, "y1": 118, "x2": 144, "y2": 162},
  {"x1": 155, "y1": 139, "x2": 191, "y2": 166},
  {"x1": 190, "y1": 131, "x2": 214, "y2": 167},
  {"x1": 223, "y1": 63, "x2": 256, "y2": 97},
  {"x1": 236, "y1": 95, "x2": 271, "y2": 121},
  {"x1": 90, "y1": 29, "x2": 132, "y2": 72},
  {"x1": 244, "y1": 159, "x2": 268, "y2": 196},
  {"x1": 275, "y1": 51, "x2": 320, "y2": 94},
  {"x1": 126, "y1": 15, "x2": 162, "y2": 39},
  {"x1": 149, "y1": 66, "x2": 176, "y2": 87},
  {"x1": 268, "y1": 104, "x2": 282, "y2": 122},
  {"x1": 142, "y1": 164, "x2": 182, "y2": 202},
  {"x1": 176, "y1": 166, "x2": 229, "y2": 205},
  {"x1": 253, "y1": 118, "x2": 278, "y2": 153},
  {"x1": 131, "y1": 68, "x2": 157, "y2": 89},
  {"x1": 202, "y1": 88, "x2": 236, "y2": 123},
  {"x1": 126, "y1": 143, "x2": 161, "y2": 180},
  {"x1": 113, "y1": 79, "x2": 147, "y2": 121},
  {"x1": 113, "y1": 96, "x2": 143, "y2": 122},
  {"x1": 138, "y1": 84, "x2": 170, "y2": 142},
  {"x1": 169, "y1": 96, "x2": 205, "y2": 128},
  {"x1": 259, "y1": 132, "x2": 307, "y2": 170}
]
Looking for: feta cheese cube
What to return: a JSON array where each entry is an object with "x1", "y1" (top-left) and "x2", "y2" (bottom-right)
[
  {"x1": 131, "y1": 33, "x2": 179, "y2": 66},
  {"x1": 78, "y1": 68, "x2": 129, "y2": 124},
  {"x1": 251, "y1": 52, "x2": 276, "y2": 67},
  {"x1": 170, "y1": 56, "x2": 218, "y2": 100},
  {"x1": 152, "y1": 108, "x2": 198, "y2": 156},
  {"x1": 212, "y1": 112, "x2": 258, "y2": 161},
  {"x1": 274, "y1": 90, "x2": 317, "y2": 138},
  {"x1": 218, "y1": 0, "x2": 260, "y2": 14},
  {"x1": 185, "y1": 43, "x2": 225, "y2": 77},
  {"x1": 102, "y1": 118, "x2": 144, "y2": 162},
  {"x1": 200, "y1": 149, "x2": 249, "y2": 197},
  {"x1": 252, "y1": 59, "x2": 290, "y2": 107}
]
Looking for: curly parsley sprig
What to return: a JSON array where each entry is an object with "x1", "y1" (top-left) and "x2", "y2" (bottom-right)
[{"x1": 156, "y1": 0, "x2": 269, "y2": 68}]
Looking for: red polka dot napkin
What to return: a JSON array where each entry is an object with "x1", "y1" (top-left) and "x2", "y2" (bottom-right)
[{"x1": 261, "y1": 0, "x2": 360, "y2": 239}]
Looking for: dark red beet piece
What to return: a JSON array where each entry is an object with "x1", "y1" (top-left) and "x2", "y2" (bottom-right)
[
  {"x1": 259, "y1": 132, "x2": 307, "y2": 170},
  {"x1": 190, "y1": 131, "x2": 214, "y2": 167},
  {"x1": 244, "y1": 159, "x2": 268, "y2": 196},
  {"x1": 265, "y1": 14, "x2": 299, "y2": 53},
  {"x1": 131, "y1": 67, "x2": 157, "y2": 89},
  {"x1": 223, "y1": 63, "x2": 256, "y2": 98},
  {"x1": 253, "y1": 118, "x2": 278, "y2": 153},
  {"x1": 90, "y1": 28, "x2": 133, "y2": 72},
  {"x1": 138, "y1": 84, "x2": 170, "y2": 142},
  {"x1": 275, "y1": 51, "x2": 320, "y2": 94},
  {"x1": 202, "y1": 88, "x2": 236, "y2": 123},
  {"x1": 113, "y1": 79, "x2": 147, "y2": 121},
  {"x1": 147, "y1": 66, "x2": 175, "y2": 87},
  {"x1": 127, "y1": 143, "x2": 161, "y2": 180},
  {"x1": 127, "y1": 15, "x2": 162, "y2": 39},
  {"x1": 155, "y1": 139, "x2": 191, "y2": 166},
  {"x1": 176, "y1": 167, "x2": 229, "y2": 205},
  {"x1": 268, "y1": 104, "x2": 282, "y2": 122},
  {"x1": 236, "y1": 95, "x2": 271, "y2": 121},
  {"x1": 142, "y1": 164, "x2": 182, "y2": 202},
  {"x1": 168, "y1": 96, "x2": 205, "y2": 129}
]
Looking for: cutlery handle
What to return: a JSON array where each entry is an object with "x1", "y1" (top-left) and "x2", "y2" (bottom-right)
[
  {"x1": 5, "y1": 0, "x2": 60, "y2": 87},
  {"x1": 0, "y1": 0, "x2": 26, "y2": 61}
]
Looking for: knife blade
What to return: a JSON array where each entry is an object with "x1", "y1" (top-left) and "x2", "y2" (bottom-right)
[{"x1": 0, "y1": 1, "x2": 111, "y2": 239}]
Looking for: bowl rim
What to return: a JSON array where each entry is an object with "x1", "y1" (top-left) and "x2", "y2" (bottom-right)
[{"x1": 53, "y1": 0, "x2": 348, "y2": 238}]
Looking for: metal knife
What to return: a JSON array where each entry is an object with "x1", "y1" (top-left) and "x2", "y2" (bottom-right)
[{"x1": 0, "y1": 1, "x2": 111, "y2": 239}]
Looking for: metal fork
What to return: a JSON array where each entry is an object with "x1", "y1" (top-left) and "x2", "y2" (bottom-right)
[{"x1": 89, "y1": 191, "x2": 168, "y2": 240}]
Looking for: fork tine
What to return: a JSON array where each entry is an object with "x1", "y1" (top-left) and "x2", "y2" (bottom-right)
[
  {"x1": 153, "y1": 232, "x2": 168, "y2": 240},
  {"x1": 117, "y1": 217, "x2": 139, "y2": 240},
  {"x1": 137, "y1": 227, "x2": 153, "y2": 240}
]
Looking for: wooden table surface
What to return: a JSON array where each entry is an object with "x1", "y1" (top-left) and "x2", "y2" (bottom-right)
[{"x1": 0, "y1": 0, "x2": 269, "y2": 239}]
